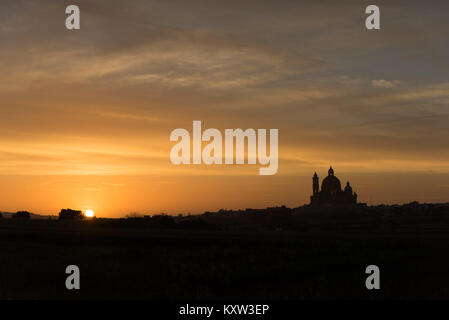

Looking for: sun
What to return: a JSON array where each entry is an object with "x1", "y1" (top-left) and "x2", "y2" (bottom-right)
[{"x1": 85, "y1": 209, "x2": 95, "y2": 218}]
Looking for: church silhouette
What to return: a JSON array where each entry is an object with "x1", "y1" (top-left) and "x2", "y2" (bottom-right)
[{"x1": 310, "y1": 166, "x2": 357, "y2": 205}]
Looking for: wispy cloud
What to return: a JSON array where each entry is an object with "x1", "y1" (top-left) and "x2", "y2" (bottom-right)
[{"x1": 371, "y1": 79, "x2": 402, "y2": 88}]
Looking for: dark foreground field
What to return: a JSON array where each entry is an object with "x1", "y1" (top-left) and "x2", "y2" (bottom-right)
[{"x1": 1, "y1": 213, "x2": 449, "y2": 299}]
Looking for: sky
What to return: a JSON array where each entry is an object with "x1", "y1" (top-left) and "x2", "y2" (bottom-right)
[{"x1": 0, "y1": 0, "x2": 448, "y2": 217}]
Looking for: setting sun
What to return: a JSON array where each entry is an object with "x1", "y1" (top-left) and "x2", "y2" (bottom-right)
[{"x1": 85, "y1": 209, "x2": 95, "y2": 218}]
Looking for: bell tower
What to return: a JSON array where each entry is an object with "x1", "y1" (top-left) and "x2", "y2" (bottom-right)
[{"x1": 313, "y1": 172, "x2": 319, "y2": 196}]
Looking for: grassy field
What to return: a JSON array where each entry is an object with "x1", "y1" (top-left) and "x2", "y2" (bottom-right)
[{"x1": 1, "y1": 217, "x2": 449, "y2": 299}]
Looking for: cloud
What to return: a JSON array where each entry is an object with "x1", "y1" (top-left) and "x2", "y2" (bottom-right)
[
  {"x1": 0, "y1": 1, "x2": 448, "y2": 175},
  {"x1": 371, "y1": 80, "x2": 402, "y2": 88},
  {"x1": 84, "y1": 187, "x2": 100, "y2": 192},
  {"x1": 0, "y1": 36, "x2": 325, "y2": 93}
]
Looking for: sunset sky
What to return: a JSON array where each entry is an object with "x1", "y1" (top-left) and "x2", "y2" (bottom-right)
[{"x1": 1, "y1": 0, "x2": 448, "y2": 217}]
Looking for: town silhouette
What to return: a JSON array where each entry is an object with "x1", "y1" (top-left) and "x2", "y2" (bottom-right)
[{"x1": 1, "y1": 167, "x2": 449, "y2": 300}]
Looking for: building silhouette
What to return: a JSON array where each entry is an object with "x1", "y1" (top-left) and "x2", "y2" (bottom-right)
[{"x1": 310, "y1": 166, "x2": 357, "y2": 205}]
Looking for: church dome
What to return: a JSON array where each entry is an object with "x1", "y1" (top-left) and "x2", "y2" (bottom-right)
[{"x1": 321, "y1": 167, "x2": 341, "y2": 194}]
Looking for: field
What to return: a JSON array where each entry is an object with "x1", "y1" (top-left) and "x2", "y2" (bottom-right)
[{"x1": 1, "y1": 212, "x2": 449, "y2": 299}]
